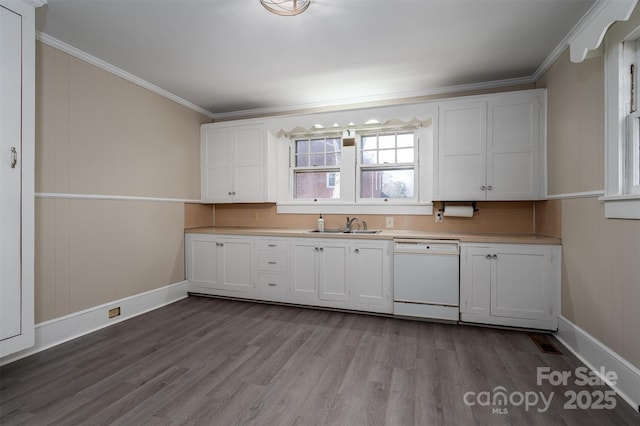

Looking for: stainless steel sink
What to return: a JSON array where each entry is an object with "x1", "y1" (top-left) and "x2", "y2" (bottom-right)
[
  {"x1": 306, "y1": 229, "x2": 381, "y2": 234},
  {"x1": 306, "y1": 228, "x2": 347, "y2": 234}
]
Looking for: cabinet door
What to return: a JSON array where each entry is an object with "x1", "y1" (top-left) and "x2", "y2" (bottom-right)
[
  {"x1": 233, "y1": 125, "x2": 265, "y2": 202},
  {"x1": 491, "y1": 247, "x2": 552, "y2": 321},
  {"x1": 318, "y1": 243, "x2": 350, "y2": 302},
  {"x1": 0, "y1": 6, "x2": 23, "y2": 341},
  {"x1": 202, "y1": 127, "x2": 233, "y2": 202},
  {"x1": 289, "y1": 241, "x2": 318, "y2": 299},
  {"x1": 438, "y1": 102, "x2": 487, "y2": 200},
  {"x1": 487, "y1": 95, "x2": 540, "y2": 200},
  {"x1": 460, "y1": 246, "x2": 491, "y2": 315},
  {"x1": 188, "y1": 238, "x2": 222, "y2": 288},
  {"x1": 352, "y1": 243, "x2": 390, "y2": 309},
  {"x1": 220, "y1": 240, "x2": 254, "y2": 292}
]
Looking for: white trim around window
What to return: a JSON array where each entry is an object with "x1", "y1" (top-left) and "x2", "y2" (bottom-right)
[{"x1": 601, "y1": 8, "x2": 640, "y2": 219}]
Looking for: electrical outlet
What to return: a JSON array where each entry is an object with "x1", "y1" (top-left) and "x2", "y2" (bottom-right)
[
  {"x1": 251, "y1": 212, "x2": 258, "y2": 221},
  {"x1": 385, "y1": 216, "x2": 394, "y2": 228},
  {"x1": 108, "y1": 307, "x2": 121, "y2": 319},
  {"x1": 435, "y1": 212, "x2": 443, "y2": 222}
]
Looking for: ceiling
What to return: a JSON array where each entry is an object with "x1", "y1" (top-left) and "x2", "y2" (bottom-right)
[{"x1": 35, "y1": 0, "x2": 596, "y2": 118}]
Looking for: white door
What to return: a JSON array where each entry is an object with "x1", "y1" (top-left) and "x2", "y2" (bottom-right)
[
  {"x1": 318, "y1": 243, "x2": 349, "y2": 302},
  {"x1": 202, "y1": 127, "x2": 233, "y2": 202},
  {"x1": 460, "y1": 246, "x2": 491, "y2": 316},
  {"x1": 487, "y1": 95, "x2": 540, "y2": 200},
  {"x1": 438, "y1": 102, "x2": 487, "y2": 200},
  {"x1": 234, "y1": 125, "x2": 265, "y2": 202},
  {"x1": 220, "y1": 240, "x2": 253, "y2": 292},
  {"x1": 289, "y1": 241, "x2": 318, "y2": 299},
  {"x1": 352, "y1": 243, "x2": 389, "y2": 307},
  {"x1": 0, "y1": 5, "x2": 22, "y2": 341},
  {"x1": 491, "y1": 248, "x2": 552, "y2": 321}
]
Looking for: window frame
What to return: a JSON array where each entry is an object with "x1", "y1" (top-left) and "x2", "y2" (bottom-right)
[
  {"x1": 280, "y1": 123, "x2": 434, "y2": 215},
  {"x1": 290, "y1": 134, "x2": 343, "y2": 202},
  {"x1": 356, "y1": 130, "x2": 419, "y2": 204},
  {"x1": 601, "y1": 19, "x2": 640, "y2": 218}
]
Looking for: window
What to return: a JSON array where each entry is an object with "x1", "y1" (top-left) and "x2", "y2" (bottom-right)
[
  {"x1": 601, "y1": 26, "x2": 640, "y2": 218},
  {"x1": 292, "y1": 136, "x2": 341, "y2": 200},
  {"x1": 358, "y1": 132, "x2": 416, "y2": 200},
  {"x1": 281, "y1": 118, "x2": 433, "y2": 215}
]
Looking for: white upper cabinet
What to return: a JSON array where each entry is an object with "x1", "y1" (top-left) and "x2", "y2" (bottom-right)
[
  {"x1": 201, "y1": 123, "x2": 277, "y2": 203},
  {"x1": 436, "y1": 90, "x2": 545, "y2": 201}
]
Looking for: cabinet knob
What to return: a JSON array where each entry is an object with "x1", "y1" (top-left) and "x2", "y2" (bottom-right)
[
  {"x1": 319, "y1": 247, "x2": 324, "y2": 252},
  {"x1": 487, "y1": 185, "x2": 493, "y2": 191},
  {"x1": 315, "y1": 247, "x2": 319, "y2": 252},
  {"x1": 354, "y1": 248, "x2": 360, "y2": 253},
  {"x1": 268, "y1": 261, "x2": 277, "y2": 265},
  {"x1": 481, "y1": 185, "x2": 486, "y2": 191},
  {"x1": 228, "y1": 192, "x2": 232, "y2": 196},
  {"x1": 492, "y1": 254, "x2": 497, "y2": 259},
  {"x1": 268, "y1": 283, "x2": 277, "y2": 287},
  {"x1": 485, "y1": 254, "x2": 491, "y2": 259}
]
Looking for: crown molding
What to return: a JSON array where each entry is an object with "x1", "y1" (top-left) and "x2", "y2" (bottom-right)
[{"x1": 36, "y1": 32, "x2": 215, "y2": 119}]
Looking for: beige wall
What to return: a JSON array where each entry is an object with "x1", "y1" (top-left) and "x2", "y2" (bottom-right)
[
  {"x1": 212, "y1": 201, "x2": 535, "y2": 234},
  {"x1": 536, "y1": 46, "x2": 640, "y2": 367},
  {"x1": 35, "y1": 42, "x2": 209, "y2": 323}
]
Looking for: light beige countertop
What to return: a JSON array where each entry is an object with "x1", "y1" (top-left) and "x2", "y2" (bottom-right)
[{"x1": 185, "y1": 226, "x2": 561, "y2": 245}]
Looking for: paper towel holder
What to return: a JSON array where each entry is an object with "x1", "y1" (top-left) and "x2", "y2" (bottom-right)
[{"x1": 440, "y1": 201, "x2": 479, "y2": 213}]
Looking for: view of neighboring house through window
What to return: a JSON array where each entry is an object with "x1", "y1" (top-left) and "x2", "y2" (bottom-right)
[
  {"x1": 359, "y1": 131, "x2": 416, "y2": 199},
  {"x1": 293, "y1": 135, "x2": 341, "y2": 199}
]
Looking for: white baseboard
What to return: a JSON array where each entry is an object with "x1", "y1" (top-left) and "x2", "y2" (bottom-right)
[
  {"x1": 0, "y1": 281, "x2": 189, "y2": 366},
  {"x1": 555, "y1": 315, "x2": 640, "y2": 413}
]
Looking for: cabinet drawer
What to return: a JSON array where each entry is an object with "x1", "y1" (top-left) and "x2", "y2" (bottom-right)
[
  {"x1": 255, "y1": 240, "x2": 287, "y2": 251},
  {"x1": 257, "y1": 253, "x2": 287, "y2": 271},
  {"x1": 256, "y1": 272, "x2": 288, "y2": 295}
]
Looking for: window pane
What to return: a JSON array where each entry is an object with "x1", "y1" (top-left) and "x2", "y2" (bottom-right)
[
  {"x1": 326, "y1": 152, "x2": 341, "y2": 166},
  {"x1": 296, "y1": 140, "x2": 310, "y2": 154},
  {"x1": 379, "y1": 134, "x2": 395, "y2": 149},
  {"x1": 397, "y1": 148, "x2": 414, "y2": 163},
  {"x1": 397, "y1": 133, "x2": 414, "y2": 147},
  {"x1": 362, "y1": 151, "x2": 377, "y2": 164},
  {"x1": 295, "y1": 154, "x2": 309, "y2": 167},
  {"x1": 310, "y1": 153, "x2": 325, "y2": 167},
  {"x1": 362, "y1": 136, "x2": 377, "y2": 150},
  {"x1": 310, "y1": 139, "x2": 325, "y2": 153},
  {"x1": 295, "y1": 171, "x2": 340, "y2": 199},
  {"x1": 379, "y1": 150, "x2": 395, "y2": 164},
  {"x1": 326, "y1": 138, "x2": 341, "y2": 152},
  {"x1": 360, "y1": 168, "x2": 414, "y2": 198}
]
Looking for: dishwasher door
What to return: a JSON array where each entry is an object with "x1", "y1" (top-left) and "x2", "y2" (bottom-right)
[{"x1": 393, "y1": 239, "x2": 460, "y2": 321}]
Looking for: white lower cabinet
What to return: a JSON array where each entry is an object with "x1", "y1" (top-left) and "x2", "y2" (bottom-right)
[
  {"x1": 186, "y1": 234, "x2": 254, "y2": 294},
  {"x1": 460, "y1": 243, "x2": 560, "y2": 330},
  {"x1": 186, "y1": 234, "x2": 392, "y2": 314},
  {"x1": 351, "y1": 242, "x2": 392, "y2": 311}
]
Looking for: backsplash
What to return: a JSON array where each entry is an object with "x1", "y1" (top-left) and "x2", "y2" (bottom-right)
[{"x1": 191, "y1": 201, "x2": 536, "y2": 234}]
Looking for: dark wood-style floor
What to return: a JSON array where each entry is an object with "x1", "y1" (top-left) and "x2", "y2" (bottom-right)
[{"x1": 1, "y1": 297, "x2": 638, "y2": 425}]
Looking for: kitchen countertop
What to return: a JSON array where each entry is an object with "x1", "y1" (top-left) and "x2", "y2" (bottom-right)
[{"x1": 185, "y1": 227, "x2": 561, "y2": 245}]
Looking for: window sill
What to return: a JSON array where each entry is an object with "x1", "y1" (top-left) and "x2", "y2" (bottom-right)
[
  {"x1": 276, "y1": 202, "x2": 433, "y2": 215},
  {"x1": 599, "y1": 195, "x2": 640, "y2": 219}
]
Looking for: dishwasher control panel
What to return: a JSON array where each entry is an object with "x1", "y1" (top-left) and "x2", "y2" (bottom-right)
[{"x1": 393, "y1": 239, "x2": 459, "y2": 255}]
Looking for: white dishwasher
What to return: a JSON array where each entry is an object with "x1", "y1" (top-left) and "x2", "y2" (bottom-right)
[{"x1": 393, "y1": 239, "x2": 460, "y2": 321}]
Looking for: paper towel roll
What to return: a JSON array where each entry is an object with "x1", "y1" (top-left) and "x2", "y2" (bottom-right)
[{"x1": 443, "y1": 205, "x2": 474, "y2": 218}]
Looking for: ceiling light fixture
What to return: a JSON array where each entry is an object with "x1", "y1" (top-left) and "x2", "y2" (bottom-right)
[{"x1": 260, "y1": 0, "x2": 310, "y2": 16}]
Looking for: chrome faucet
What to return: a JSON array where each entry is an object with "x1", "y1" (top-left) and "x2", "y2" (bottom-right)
[{"x1": 346, "y1": 216, "x2": 360, "y2": 231}]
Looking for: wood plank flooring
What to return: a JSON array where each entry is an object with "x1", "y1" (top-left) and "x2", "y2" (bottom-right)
[{"x1": 1, "y1": 296, "x2": 639, "y2": 425}]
